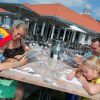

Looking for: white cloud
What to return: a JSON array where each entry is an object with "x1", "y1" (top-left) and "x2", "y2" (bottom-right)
[
  {"x1": 0, "y1": 0, "x2": 19, "y2": 3},
  {"x1": 27, "y1": 0, "x2": 57, "y2": 4},
  {"x1": 61, "y1": 0, "x2": 92, "y2": 9},
  {"x1": 61, "y1": 0, "x2": 84, "y2": 7},
  {"x1": 93, "y1": 8, "x2": 100, "y2": 18},
  {"x1": 85, "y1": 3, "x2": 92, "y2": 9}
]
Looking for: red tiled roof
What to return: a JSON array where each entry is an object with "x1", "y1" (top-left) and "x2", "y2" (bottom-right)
[
  {"x1": 24, "y1": 3, "x2": 59, "y2": 15},
  {"x1": 24, "y1": 3, "x2": 100, "y2": 33},
  {"x1": 0, "y1": 8, "x2": 7, "y2": 12},
  {"x1": 81, "y1": 14, "x2": 100, "y2": 32}
]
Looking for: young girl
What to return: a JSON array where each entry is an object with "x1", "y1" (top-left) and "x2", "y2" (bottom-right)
[
  {"x1": 3, "y1": 22, "x2": 30, "y2": 61},
  {"x1": 67, "y1": 55, "x2": 100, "y2": 95},
  {"x1": 0, "y1": 27, "x2": 28, "y2": 100}
]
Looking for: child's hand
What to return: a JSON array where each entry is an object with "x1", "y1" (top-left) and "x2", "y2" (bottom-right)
[
  {"x1": 76, "y1": 71, "x2": 82, "y2": 78},
  {"x1": 66, "y1": 71, "x2": 75, "y2": 80},
  {"x1": 76, "y1": 73, "x2": 86, "y2": 82}
]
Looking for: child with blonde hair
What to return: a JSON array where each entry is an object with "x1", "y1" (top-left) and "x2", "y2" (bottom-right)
[
  {"x1": 67, "y1": 55, "x2": 100, "y2": 95},
  {"x1": 0, "y1": 27, "x2": 28, "y2": 100}
]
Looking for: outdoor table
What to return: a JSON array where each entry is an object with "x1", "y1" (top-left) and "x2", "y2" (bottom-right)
[{"x1": 0, "y1": 58, "x2": 100, "y2": 100}]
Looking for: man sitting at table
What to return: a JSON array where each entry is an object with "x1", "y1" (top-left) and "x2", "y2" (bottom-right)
[{"x1": 75, "y1": 38, "x2": 100, "y2": 65}]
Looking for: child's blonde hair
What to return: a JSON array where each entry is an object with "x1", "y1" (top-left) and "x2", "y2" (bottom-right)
[
  {"x1": 12, "y1": 23, "x2": 28, "y2": 33},
  {"x1": 83, "y1": 56, "x2": 100, "y2": 71}
]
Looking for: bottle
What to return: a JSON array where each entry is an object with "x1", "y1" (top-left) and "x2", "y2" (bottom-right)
[
  {"x1": 56, "y1": 41, "x2": 61, "y2": 59},
  {"x1": 53, "y1": 41, "x2": 61, "y2": 60}
]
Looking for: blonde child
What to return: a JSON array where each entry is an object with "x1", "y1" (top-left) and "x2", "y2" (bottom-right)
[
  {"x1": 0, "y1": 27, "x2": 28, "y2": 100},
  {"x1": 67, "y1": 56, "x2": 100, "y2": 95}
]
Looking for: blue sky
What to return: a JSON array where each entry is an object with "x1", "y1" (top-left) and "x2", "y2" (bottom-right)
[{"x1": 0, "y1": 0, "x2": 100, "y2": 20}]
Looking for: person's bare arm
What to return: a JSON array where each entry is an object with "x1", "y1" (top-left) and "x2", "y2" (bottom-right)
[
  {"x1": 0, "y1": 61, "x2": 17, "y2": 70},
  {"x1": 0, "y1": 56, "x2": 27, "y2": 71},
  {"x1": 67, "y1": 68, "x2": 78, "y2": 80},
  {"x1": 78, "y1": 75, "x2": 100, "y2": 95},
  {"x1": 74, "y1": 54, "x2": 83, "y2": 66},
  {"x1": 21, "y1": 39, "x2": 30, "y2": 52}
]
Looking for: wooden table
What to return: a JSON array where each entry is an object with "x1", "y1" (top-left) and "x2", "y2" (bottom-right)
[{"x1": 0, "y1": 60, "x2": 100, "y2": 100}]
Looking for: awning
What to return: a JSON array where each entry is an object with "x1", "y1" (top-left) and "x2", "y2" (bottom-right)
[{"x1": 69, "y1": 25, "x2": 87, "y2": 33}]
